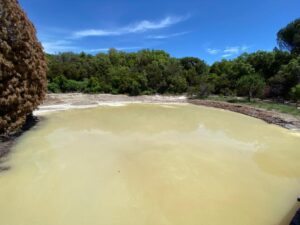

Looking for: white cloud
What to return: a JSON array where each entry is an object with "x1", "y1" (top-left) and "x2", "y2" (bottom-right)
[
  {"x1": 73, "y1": 30, "x2": 121, "y2": 37},
  {"x1": 207, "y1": 45, "x2": 250, "y2": 57},
  {"x1": 224, "y1": 45, "x2": 249, "y2": 54},
  {"x1": 73, "y1": 16, "x2": 188, "y2": 38},
  {"x1": 207, "y1": 48, "x2": 220, "y2": 55},
  {"x1": 222, "y1": 54, "x2": 233, "y2": 58},
  {"x1": 147, "y1": 32, "x2": 188, "y2": 39},
  {"x1": 224, "y1": 47, "x2": 240, "y2": 54},
  {"x1": 86, "y1": 46, "x2": 142, "y2": 52},
  {"x1": 128, "y1": 17, "x2": 185, "y2": 32},
  {"x1": 42, "y1": 40, "x2": 77, "y2": 53}
]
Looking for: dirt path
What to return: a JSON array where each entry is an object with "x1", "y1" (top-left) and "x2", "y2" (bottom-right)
[{"x1": 189, "y1": 99, "x2": 300, "y2": 131}]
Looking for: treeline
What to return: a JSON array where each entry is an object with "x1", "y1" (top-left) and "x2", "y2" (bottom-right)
[
  {"x1": 47, "y1": 50, "x2": 208, "y2": 95},
  {"x1": 47, "y1": 18, "x2": 300, "y2": 102}
]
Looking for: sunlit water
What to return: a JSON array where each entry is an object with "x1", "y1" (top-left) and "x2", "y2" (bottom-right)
[{"x1": 1, "y1": 104, "x2": 300, "y2": 225}]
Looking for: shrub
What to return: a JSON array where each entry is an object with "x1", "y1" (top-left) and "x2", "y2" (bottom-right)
[
  {"x1": 237, "y1": 74, "x2": 265, "y2": 101},
  {"x1": 0, "y1": 0, "x2": 47, "y2": 135},
  {"x1": 290, "y1": 84, "x2": 300, "y2": 106}
]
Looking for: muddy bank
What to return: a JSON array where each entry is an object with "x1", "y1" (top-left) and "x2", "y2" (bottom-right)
[
  {"x1": 39, "y1": 94, "x2": 300, "y2": 130},
  {"x1": 189, "y1": 99, "x2": 300, "y2": 131},
  {"x1": 35, "y1": 93, "x2": 188, "y2": 114}
]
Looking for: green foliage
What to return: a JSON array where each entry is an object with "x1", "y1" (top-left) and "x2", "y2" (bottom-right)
[
  {"x1": 242, "y1": 51, "x2": 275, "y2": 79},
  {"x1": 269, "y1": 56, "x2": 300, "y2": 98},
  {"x1": 47, "y1": 49, "x2": 202, "y2": 95},
  {"x1": 290, "y1": 84, "x2": 300, "y2": 103},
  {"x1": 47, "y1": 82, "x2": 61, "y2": 93},
  {"x1": 48, "y1": 75, "x2": 88, "y2": 93},
  {"x1": 46, "y1": 48, "x2": 297, "y2": 100},
  {"x1": 46, "y1": 48, "x2": 298, "y2": 101},
  {"x1": 277, "y1": 18, "x2": 300, "y2": 54},
  {"x1": 187, "y1": 74, "x2": 215, "y2": 98},
  {"x1": 237, "y1": 74, "x2": 266, "y2": 101}
]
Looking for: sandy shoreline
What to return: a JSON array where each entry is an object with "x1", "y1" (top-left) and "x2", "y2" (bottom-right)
[
  {"x1": 36, "y1": 93, "x2": 300, "y2": 131},
  {"x1": 34, "y1": 93, "x2": 188, "y2": 115}
]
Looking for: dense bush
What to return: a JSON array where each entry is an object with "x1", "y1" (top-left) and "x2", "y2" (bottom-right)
[
  {"x1": 47, "y1": 49, "x2": 299, "y2": 100},
  {"x1": 237, "y1": 74, "x2": 265, "y2": 101},
  {"x1": 47, "y1": 51, "x2": 209, "y2": 95},
  {"x1": 0, "y1": 0, "x2": 47, "y2": 135},
  {"x1": 291, "y1": 84, "x2": 300, "y2": 105}
]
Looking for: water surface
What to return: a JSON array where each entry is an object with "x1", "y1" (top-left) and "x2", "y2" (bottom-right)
[{"x1": 1, "y1": 104, "x2": 300, "y2": 225}]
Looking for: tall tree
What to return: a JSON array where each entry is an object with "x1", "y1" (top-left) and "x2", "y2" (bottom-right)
[
  {"x1": 237, "y1": 74, "x2": 265, "y2": 101},
  {"x1": 0, "y1": 0, "x2": 47, "y2": 135},
  {"x1": 277, "y1": 18, "x2": 300, "y2": 54},
  {"x1": 269, "y1": 56, "x2": 300, "y2": 98}
]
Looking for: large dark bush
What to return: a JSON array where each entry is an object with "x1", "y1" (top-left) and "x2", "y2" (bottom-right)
[{"x1": 0, "y1": 0, "x2": 47, "y2": 135}]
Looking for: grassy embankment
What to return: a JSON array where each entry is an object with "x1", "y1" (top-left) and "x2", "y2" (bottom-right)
[{"x1": 205, "y1": 96, "x2": 300, "y2": 117}]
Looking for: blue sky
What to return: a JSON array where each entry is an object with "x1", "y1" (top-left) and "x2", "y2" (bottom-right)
[{"x1": 20, "y1": 0, "x2": 300, "y2": 64}]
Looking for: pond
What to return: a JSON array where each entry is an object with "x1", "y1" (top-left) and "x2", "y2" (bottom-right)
[{"x1": 0, "y1": 104, "x2": 300, "y2": 225}]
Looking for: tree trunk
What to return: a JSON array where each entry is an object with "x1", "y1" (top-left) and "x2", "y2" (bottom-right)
[{"x1": 248, "y1": 91, "x2": 252, "y2": 102}]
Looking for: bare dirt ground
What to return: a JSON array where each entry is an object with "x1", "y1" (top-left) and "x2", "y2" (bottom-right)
[
  {"x1": 189, "y1": 99, "x2": 300, "y2": 131},
  {"x1": 42, "y1": 93, "x2": 187, "y2": 106},
  {"x1": 35, "y1": 93, "x2": 188, "y2": 114}
]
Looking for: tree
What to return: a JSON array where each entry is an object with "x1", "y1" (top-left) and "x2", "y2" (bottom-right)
[
  {"x1": 269, "y1": 56, "x2": 300, "y2": 98},
  {"x1": 167, "y1": 75, "x2": 188, "y2": 93},
  {"x1": 209, "y1": 61, "x2": 235, "y2": 95},
  {"x1": 277, "y1": 18, "x2": 300, "y2": 54},
  {"x1": 290, "y1": 84, "x2": 300, "y2": 106},
  {"x1": 243, "y1": 51, "x2": 275, "y2": 79},
  {"x1": 237, "y1": 74, "x2": 265, "y2": 101},
  {"x1": 180, "y1": 57, "x2": 208, "y2": 87},
  {"x1": 180, "y1": 57, "x2": 208, "y2": 75},
  {"x1": 231, "y1": 60, "x2": 255, "y2": 81},
  {"x1": 0, "y1": 0, "x2": 47, "y2": 135}
]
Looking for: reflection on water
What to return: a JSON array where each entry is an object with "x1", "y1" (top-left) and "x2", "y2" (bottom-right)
[{"x1": 0, "y1": 104, "x2": 300, "y2": 225}]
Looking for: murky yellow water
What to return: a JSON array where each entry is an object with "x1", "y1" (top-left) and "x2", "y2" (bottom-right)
[{"x1": 0, "y1": 104, "x2": 300, "y2": 225}]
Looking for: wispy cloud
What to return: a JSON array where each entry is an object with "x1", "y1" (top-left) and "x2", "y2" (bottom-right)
[
  {"x1": 73, "y1": 16, "x2": 188, "y2": 38},
  {"x1": 206, "y1": 48, "x2": 220, "y2": 55},
  {"x1": 86, "y1": 46, "x2": 142, "y2": 52},
  {"x1": 207, "y1": 45, "x2": 250, "y2": 58},
  {"x1": 224, "y1": 46, "x2": 248, "y2": 54},
  {"x1": 147, "y1": 32, "x2": 188, "y2": 39},
  {"x1": 42, "y1": 40, "x2": 77, "y2": 53},
  {"x1": 222, "y1": 54, "x2": 233, "y2": 58},
  {"x1": 224, "y1": 47, "x2": 240, "y2": 54}
]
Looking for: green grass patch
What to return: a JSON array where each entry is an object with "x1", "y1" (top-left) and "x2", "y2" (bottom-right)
[{"x1": 206, "y1": 96, "x2": 300, "y2": 117}]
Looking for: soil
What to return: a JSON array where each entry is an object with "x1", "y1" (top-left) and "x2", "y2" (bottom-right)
[{"x1": 189, "y1": 99, "x2": 300, "y2": 131}]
